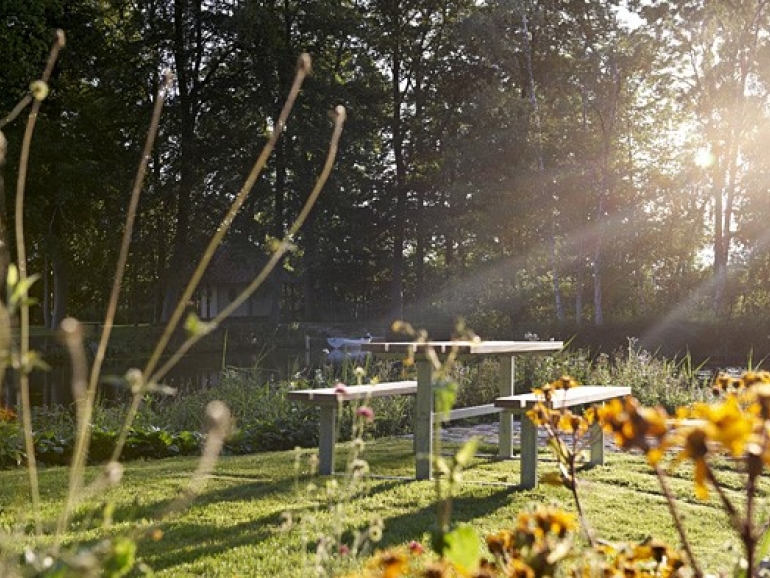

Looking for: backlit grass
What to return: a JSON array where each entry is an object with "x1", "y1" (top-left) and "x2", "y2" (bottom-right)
[{"x1": 0, "y1": 438, "x2": 755, "y2": 576}]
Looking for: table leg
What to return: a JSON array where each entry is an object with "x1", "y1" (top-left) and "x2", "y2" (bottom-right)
[
  {"x1": 520, "y1": 413, "x2": 538, "y2": 489},
  {"x1": 498, "y1": 355, "x2": 515, "y2": 458},
  {"x1": 589, "y1": 421, "x2": 604, "y2": 466},
  {"x1": 318, "y1": 406, "x2": 337, "y2": 475},
  {"x1": 415, "y1": 360, "x2": 434, "y2": 480}
]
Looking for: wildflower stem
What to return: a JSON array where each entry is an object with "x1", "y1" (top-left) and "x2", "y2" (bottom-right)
[
  {"x1": 568, "y1": 433, "x2": 596, "y2": 547},
  {"x1": 0, "y1": 95, "x2": 32, "y2": 130},
  {"x1": 142, "y1": 53, "x2": 312, "y2": 383},
  {"x1": 653, "y1": 463, "x2": 703, "y2": 578},
  {"x1": 114, "y1": 57, "x2": 322, "y2": 463},
  {"x1": 706, "y1": 465, "x2": 755, "y2": 574},
  {"x1": 147, "y1": 104, "x2": 346, "y2": 386},
  {"x1": 60, "y1": 70, "x2": 172, "y2": 522},
  {"x1": 14, "y1": 29, "x2": 65, "y2": 536},
  {"x1": 54, "y1": 318, "x2": 89, "y2": 540}
]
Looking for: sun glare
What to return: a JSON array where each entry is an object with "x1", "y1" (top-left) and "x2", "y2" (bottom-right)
[{"x1": 694, "y1": 148, "x2": 715, "y2": 168}]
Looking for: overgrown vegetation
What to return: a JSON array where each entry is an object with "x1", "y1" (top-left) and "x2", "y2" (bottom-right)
[{"x1": 0, "y1": 339, "x2": 714, "y2": 472}]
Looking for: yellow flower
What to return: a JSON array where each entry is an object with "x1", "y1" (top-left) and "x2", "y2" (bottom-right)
[
  {"x1": 691, "y1": 397, "x2": 753, "y2": 457},
  {"x1": 526, "y1": 403, "x2": 553, "y2": 428},
  {"x1": 674, "y1": 427, "x2": 710, "y2": 499},
  {"x1": 598, "y1": 396, "x2": 669, "y2": 460},
  {"x1": 486, "y1": 529, "x2": 515, "y2": 558},
  {"x1": 748, "y1": 382, "x2": 770, "y2": 420},
  {"x1": 503, "y1": 558, "x2": 535, "y2": 578},
  {"x1": 518, "y1": 505, "x2": 577, "y2": 539},
  {"x1": 712, "y1": 373, "x2": 742, "y2": 396},
  {"x1": 363, "y1": 548, "x2": 410, "y2": 578},
  {"x1": 557, "y1": 410, "x2": 589, "y2": 435},
  {"x1": 552, "y1": 375, "x2": 579, "y2": 390}
]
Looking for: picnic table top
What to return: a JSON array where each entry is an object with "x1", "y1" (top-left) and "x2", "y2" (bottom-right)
[{"x1": 360, "y1": 340, "x2": 564, "y2": 357}]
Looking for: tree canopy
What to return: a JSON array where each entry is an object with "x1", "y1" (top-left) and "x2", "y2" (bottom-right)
[{"x1": 3, "y1": 0, "x2": 770, "y2": 334}]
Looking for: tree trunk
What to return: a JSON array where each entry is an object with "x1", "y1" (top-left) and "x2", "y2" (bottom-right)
[
  {"x1": 161, "y1": 0, "x2": 200, "y2": 322},
  {"x1": 520, "y1": 5, "x2": 564, "y2": 323},
  {"x1": 391, "y1": 36, "x2": 406, "y2": 320}
]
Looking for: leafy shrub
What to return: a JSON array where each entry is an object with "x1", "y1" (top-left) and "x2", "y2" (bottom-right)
[{"x1": 0, "y1": 418, "x2": 24, "y2": 467}]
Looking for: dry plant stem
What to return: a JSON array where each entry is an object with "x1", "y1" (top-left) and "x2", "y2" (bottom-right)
[
  {"x1": 60, "y1": 73, "x2": 172, "y2": 493},
  {"x1": 706, "y1": 465, "x2": 756, "y2": 574},
  {"x1": 567, "y1": 433, "x2": 595, "y2": 546},
  {"x1": 155, "y1": 406, "x2": 229, "y2": 523},
  {"x1": 111, "y1": 100, "x2": 344, "y2": 463},
  {"x1": 542, "y1": 422, "x2": 595, "y2": 546},
  {"x1": 142, "y1": 53, "x2": 312, "y2": 383},
  {"x1": 653, "y1": 463, "x2": 703, "y2": 578},
  {"x1": 0, "y1": 95, "x2": 32, "y2": 130},
  {"x1": 113, "y1": 54, "x2": 312, "y2": 463},
  {"x1": 14, "y1": 30, "x2": 65, "y2": 535},
  {"x1": 430, "y1": 347, "x2": 458, "y2": 535},
  {"x1": 55, "y1": 319, "x2": 90, "y2": 541},
  {"x1": 148, "y1": 105, "x2": 347, "y2": 385}
]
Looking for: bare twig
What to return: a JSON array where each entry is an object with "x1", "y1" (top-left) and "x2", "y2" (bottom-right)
[
  {"x1": 149, "y1": 105, "x2": 346, "y2": 385},
  {"x1": 14, "y1": 29, "x2": 65, "y2": 535},
  {"x1": 54, "y1": 318, "x2": 90, "y2": 539},
  {"x1": 142, "y1": 53, "x2": 313, "y2": 383}
]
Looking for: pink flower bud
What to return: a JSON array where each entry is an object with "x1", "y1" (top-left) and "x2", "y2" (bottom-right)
[
  {"x1": 408, "y1": 540, "x2": 424, "y2": 554},
  {"x1": 356, "y1": 406, "x2": 375, "y2": 422}
]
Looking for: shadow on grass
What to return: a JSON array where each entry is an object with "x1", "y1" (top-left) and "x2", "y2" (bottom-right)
[
  {"x1": 135, "y1": 473, "x2": 409, "y2": 572},
  {"x1": 373, "y1": 487, "x2": 515, "y2": 551}
]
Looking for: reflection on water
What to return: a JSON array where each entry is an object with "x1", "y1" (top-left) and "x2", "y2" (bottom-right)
[{"x1": 0, "y1": 346, "x2": 317, "y2": 408}]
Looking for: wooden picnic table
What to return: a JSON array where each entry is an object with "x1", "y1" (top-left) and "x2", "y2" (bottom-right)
[
  {"x1": 495, "y1": 385, "x2": 631, "y2": 488},
  {"x1": 360, "y1": 340, "x2": 564, "y2": 480}
]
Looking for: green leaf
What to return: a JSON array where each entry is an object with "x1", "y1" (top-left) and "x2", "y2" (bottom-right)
[
  {"x1": 103, "y1": 537, "x2": 137, "y2": 577},
  {"x1": 435, "y1": 456, "x2": 451, "y2": 477},
  {"x1": 433, "y1": 379, "x2": 458, "y2": 416},
  {"x1": 443, "y1": 524, "x2": 480, "y2": 573},
  {"x1": 184, "y1": 312, "x2": 213, "y2": 337},
  {"x1": 454, "y1": 437, "x2": 479, "y2": 468},
  {"x1": 6, "y1": 264, "x2": 18, "y2": 290}
]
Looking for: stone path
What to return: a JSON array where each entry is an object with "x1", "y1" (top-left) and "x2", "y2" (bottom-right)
[{"x1": 406, "y1": 422, "x2": 621, "y2": 453}]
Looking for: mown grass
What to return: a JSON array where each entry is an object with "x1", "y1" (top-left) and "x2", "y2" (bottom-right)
[{"x1": 0, "y1": 436, "x2": 757, "y2": 576}]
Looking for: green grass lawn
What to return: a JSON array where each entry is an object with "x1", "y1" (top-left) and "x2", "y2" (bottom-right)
[{"x1": 0, "y1": 438, "x2": 756, "y2": 576}]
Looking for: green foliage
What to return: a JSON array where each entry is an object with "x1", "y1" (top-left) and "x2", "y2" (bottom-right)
[
  {"x1": 589, "y1": 339, "x2": 709, "y2": 412},
  {"x1": 437, "y1": 524, "x2": 480, "y2": 573},
  {"x1": 0, "y1": 419, "x2": 24, "y2": 467}
]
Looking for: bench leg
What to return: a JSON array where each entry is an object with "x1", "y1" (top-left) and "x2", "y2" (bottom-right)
[
  {"x1": 415, "y1": 360, "x2": 434, "y2": 480},
  {"x1": 318, "y1": 406, "x2": 337, "y2": 475},
  {"x1": 498, "y1": 355, "x2": 515, "y2": 459},
  {"x1": 520, "y1": 413, "x2": 538, "y2": 489},
  {"x1": 589, "y1": 421, "x2": 604, "y2": 466}
]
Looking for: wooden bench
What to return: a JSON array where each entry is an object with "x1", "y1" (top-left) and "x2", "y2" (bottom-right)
[
  {"x1": 495, "y1": 385, "x2": 631, "y2": 488},
  {"x1": 288, "y1": 381, "x2": 418, "y2": 474}
]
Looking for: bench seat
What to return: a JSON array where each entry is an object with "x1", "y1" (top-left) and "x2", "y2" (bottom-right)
[
  {"x1": 288, "y1": 381, "x2": 418, "y2": 474},
  {"x1": 288, "y1": 381, "x2": 418, "y2": 405},
  {"x1": 495, "y1": 385, "x2": 631, "y2": 488}
]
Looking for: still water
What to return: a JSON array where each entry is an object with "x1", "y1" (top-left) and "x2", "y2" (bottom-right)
[{"x1": 0, "y1": 346, "x2": 319, "y2": 408}]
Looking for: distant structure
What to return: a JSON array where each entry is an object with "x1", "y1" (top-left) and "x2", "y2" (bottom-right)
[
  {"x1": 324, "y1": 333, "x2": 373, "y2": 364},
  {"x1": 197, "y1": 245, "x2": 293, "y2": 321}
]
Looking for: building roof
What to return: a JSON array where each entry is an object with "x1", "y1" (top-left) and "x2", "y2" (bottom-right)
[{"x1": 201, "y1": 245, "x2": 269, "y2": 284}]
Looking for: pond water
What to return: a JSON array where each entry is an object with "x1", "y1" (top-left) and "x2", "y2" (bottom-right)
[{"x1": 0, "y1": 345, "x2": 322, "y2": 408}]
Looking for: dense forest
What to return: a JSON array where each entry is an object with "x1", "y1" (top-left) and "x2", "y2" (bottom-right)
[{"x1": 2, "y1": 0, "x2": 770, "y2": 339}]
